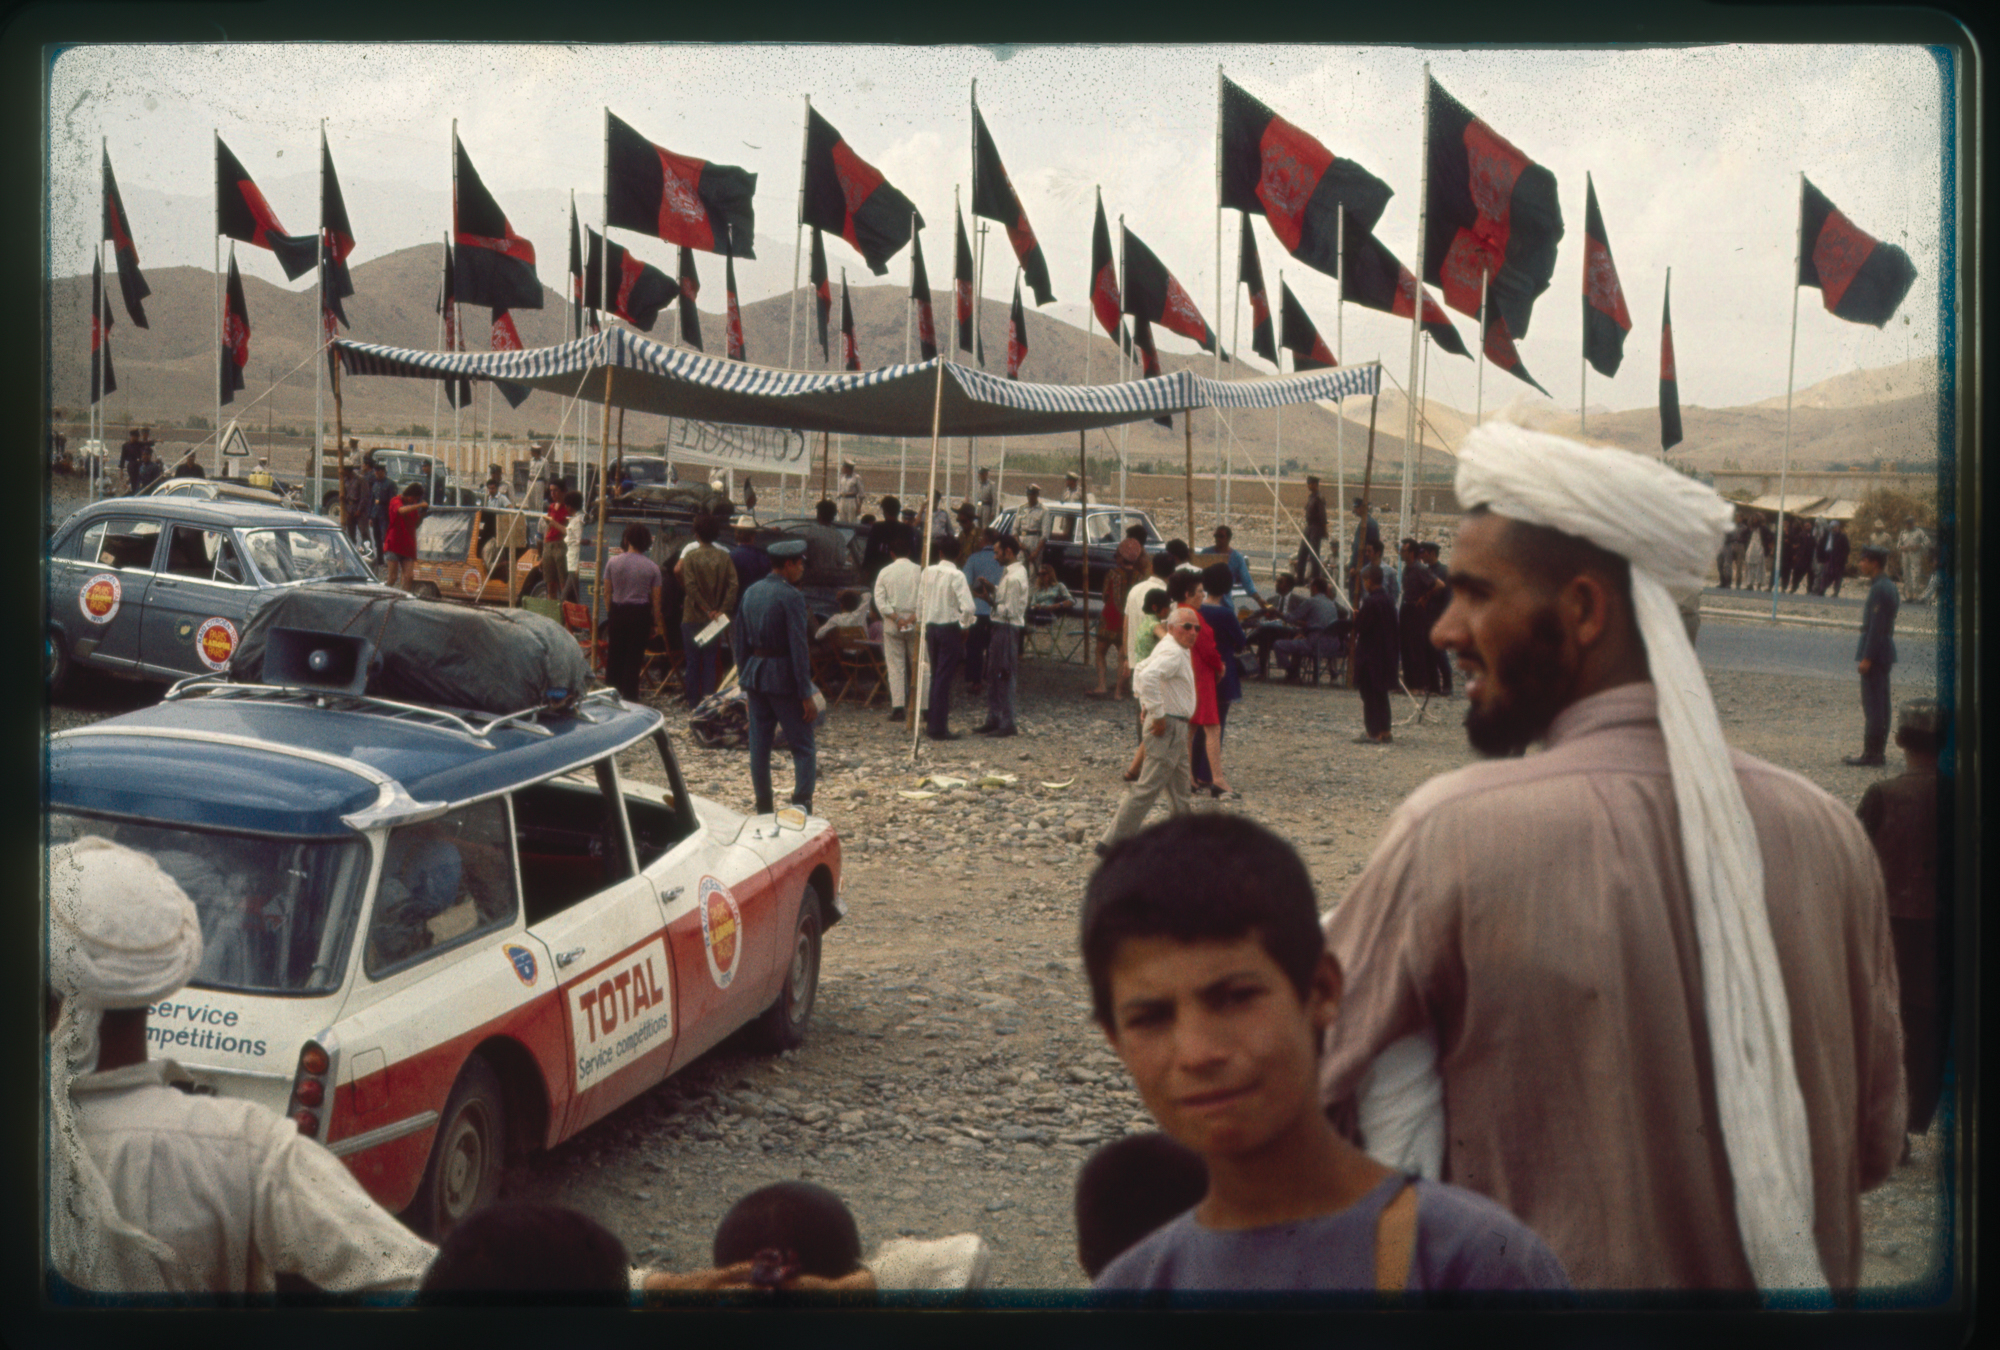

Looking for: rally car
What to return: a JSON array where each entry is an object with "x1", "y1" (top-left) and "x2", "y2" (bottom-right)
[{"x1": 48, "y1": 675, "x2": 843, "y2": 1237}]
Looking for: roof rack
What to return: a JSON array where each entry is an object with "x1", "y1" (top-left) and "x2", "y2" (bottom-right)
[{"x1": 156, "y1": 674, "x2": 611, "y2": 744}]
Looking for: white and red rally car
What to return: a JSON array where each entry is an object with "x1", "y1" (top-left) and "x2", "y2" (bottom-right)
[{"x1": 48, "y1": 675, "x2": 842, "y2": 1236}]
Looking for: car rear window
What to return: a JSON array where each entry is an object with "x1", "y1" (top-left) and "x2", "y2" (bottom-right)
[{"x1": 417, "y1": 512, "x2": 475, "y2": 561}]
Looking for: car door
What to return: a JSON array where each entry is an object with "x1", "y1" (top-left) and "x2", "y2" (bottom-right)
[
  {"x1": 516, "y1": 755, "x2": 678, "y2": 1139},
  {"x1": 55, "y1": 514, "x2": 161, "y2": 670},
  {"x1": 141, "y1": 523, "x2": 256, "y2": 677}
]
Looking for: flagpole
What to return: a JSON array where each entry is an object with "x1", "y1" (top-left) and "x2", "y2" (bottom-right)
[
  {"x1": 1227, "y1": 218, "x2": 1243, "y2": 524},
  {"x1": 315, "y1": 120, "x2": 327, "y2": 510},
  {"x1": 911, "y1": 311, "x2": 951, "y2": 758},
  {"x1": 970, "y1": 219, "x2": 988, "y2": 498},
  {"x1": 788, "y1": 95, "x2": 811, "y2": 371},
  {"x1": 1211, "y1": 63, "x2": 1225, "y2": 532},
  {"x1": 94, "y1": 139, "x2": 104, "y2": 501},
  {"x1": 1334, "y1": 211, "x2": 1346, "y2": 552},
  {"x1": 1580, "y1": 173, "x2": 1590, "y2": 436},
  {"x1": 1085, "y1": 191, "x2": 1097, "y2": 393},
  {"x1": 1773, "y1": 170, "x2": 1805, "y2": 622},
  {"x1": 1402, "y1": 63, "x2": 1430, "y2": 534},
  {"x1": 213, "y1": 129, "x2": 222, "y2": 476},
  {"x1": 902, "y1": 209, "x2": 915, "y2": 502},
  {"x1": 1475, "y1": 268, "x2": 1488, "y2": 422},
  {"x1": 1117, "y1": 217, "x2": 1128, "y2": 516},
  {"x1": 1415, "y1": 332, "x2": 1430, "y2": 540}
]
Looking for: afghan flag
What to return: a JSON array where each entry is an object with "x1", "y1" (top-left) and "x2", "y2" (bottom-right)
[
  {"x1": 1582, "y1": 175, "x2": 1631, "y2": 378},
  {"x1": 1219, "y1": 75, "x2": 1393, "y2": 279},
  {"x1": 801, "y1": 106, "x2": 921, "y2": 275},
  {"x1": 953, "y1": 204, "x2": 975, "y2": 354},
  {"x1": 1482, "y1": 308, "x2": 1550, "y2": 397},
  {"x1": 321, "y1": 136, "x2": 357, "y2": 329},
  {"x1": 219, "y1": 246, "x2": 248, "y2": 405},
  {"x1": 90, "y1": 254, "x2": 116, "y2": 403},
  {"x1": 1121, "y1": 225, "x2": 1224, "y2": 358},
  {"x1": 1006, "y1": 273, "x2": 1027, "y2": 380},
  {"x1": 677, "y1": 246, "x2": 703, "y2": 350},
  {"x1": 1660, "y1": 271, "x2": 1683, "y2": 451},
  {"x1": 606, "y1": 110, "x2": 757, "y2": 258},
  {"x1": 584, "y1": 227, "x2": 680, "y2": 332},
  {"x1": 454, "y1": 135, "x2": 542, "y2": 311},
  {"x1": 971, "y1": 103, "x2": 1054, "y2": 306},
  {"x1": 101, "y1": 148, "x2": 149, "y2": 328},
  {"x1": 1798, "y1": 177, "x2": 1918, "y2": 327},
  {"x1": 725, "y1": 251, "x2": 746, "y2": 361},
  {"x1": 568, "y1": 201, "x2": 592, "y2": 338},
  {"x1": 910, "y1": 227, "x2": 938, "y2": 361},
  {"x1": 1342, "y1": 227, "x2": 1469, "y2": 358},
  {"x1": 1423, "y1": 75, "x2": 1563, "y2": 342},
  {"x1": 1129, "y1": 318, "x2": 1171, "y2": 428},
  {"x1": 490, "y1": 309, "x2": 532, "y2": 408},
  {"x1": 809, "y1": 226, "x2": 831, "y2": 360},
  {"x1": 1090, "y1": 194, "x2": 1120, "y2": 342},
  {"x1": 1240, "y1": 215, "x2": 1276, "y2": 364},
  {"x1": 216, "y1": 135, "x2": 318, "y2": 281},
  {"x1": 840, "y1": 271, "x2": 860, "y2": 372},
  {"x1": 438, "y1": 241, "x2": 472, "y2": 410},
  {"x1": 1278, "y1": 281, "x2": 1336, "y2": 370}
]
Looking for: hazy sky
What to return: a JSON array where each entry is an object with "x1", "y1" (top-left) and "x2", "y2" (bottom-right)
[{"x1": 47, "y1": 42, "x2": 1952, "y2": 412}]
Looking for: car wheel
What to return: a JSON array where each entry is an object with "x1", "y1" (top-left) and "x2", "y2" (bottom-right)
[
  {"x1": 47, "y1": 628, "x2": 70, "y2": 698},
  {"x1": 320, "y1": 490, "x2": 341, "y2": 516},
  {"x1": 753, "y1": 886, "x2": 822, "y2": 1053},
  {"x1": 410, "y1": 1056, "x2": 508, "y2": 1240}
]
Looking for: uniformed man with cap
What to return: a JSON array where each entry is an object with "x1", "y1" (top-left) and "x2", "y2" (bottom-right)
[
  {"x1": 1061, "y1": 470, "x2": 1086, "y2": 504},
  {"x1": 731, "y1": 538, "x2": 821, "y2": 815},
  {"x1": 1015, "y1": 485, "x2": 1048, "y2": 575},
  {"x1": 1847, "y1": 543, "x2": 1900, "y2": 767},
  {"x1": 837, "y1": 459, "x2": 864, "y2": 523}
]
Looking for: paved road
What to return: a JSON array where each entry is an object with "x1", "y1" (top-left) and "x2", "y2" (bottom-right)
[{"x1": 1698, "y1": 611, "x2": 1940, "y2": 687}]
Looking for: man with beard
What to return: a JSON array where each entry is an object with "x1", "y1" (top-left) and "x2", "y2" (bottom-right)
[{"x1": 1317, "y1": 423, "x2": 1905, "y2": 1296}]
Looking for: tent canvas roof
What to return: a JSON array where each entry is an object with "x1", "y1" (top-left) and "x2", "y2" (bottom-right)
[
  {"x1": 333, "y1": 328, "x2": 1381, "y2": 440},
  {"x1": 1744, "y1": 492, "x2": 1829, "y2": 515},
  {"x1": 1808, "y1": 499, "x2": 1863, "y2": 520}
]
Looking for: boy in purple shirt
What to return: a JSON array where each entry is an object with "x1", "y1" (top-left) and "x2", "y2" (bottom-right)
[{"x1": 1082, "y1": 814, "x2": 1570, "y2": 1299}]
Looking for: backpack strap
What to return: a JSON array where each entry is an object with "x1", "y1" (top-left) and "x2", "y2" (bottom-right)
[{"x1": 1373, "y1": 1177, "x2": 1418, "y2": 1294}]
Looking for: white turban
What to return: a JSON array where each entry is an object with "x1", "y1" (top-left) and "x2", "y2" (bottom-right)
[
  {"x1": 47, "y1": 836, "x2": 205, "y2": 1289},
  {"x1": 1451, "y1": 421, "x2": 1824, "y2": 1293}
]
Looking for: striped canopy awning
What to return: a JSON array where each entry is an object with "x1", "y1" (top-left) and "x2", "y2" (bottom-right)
[{"x1": 333, "y1": 329, "x2": 1380, "y2": 438}]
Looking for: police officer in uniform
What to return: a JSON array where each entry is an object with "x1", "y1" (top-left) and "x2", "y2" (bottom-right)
[{"x1": 731, "y1": 538, "x2": 821, "y2": 816}]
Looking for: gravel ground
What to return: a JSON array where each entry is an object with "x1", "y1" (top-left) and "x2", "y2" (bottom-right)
[{"x1": 45, "y1": 468, "x2": 1955, "y2": 1299}]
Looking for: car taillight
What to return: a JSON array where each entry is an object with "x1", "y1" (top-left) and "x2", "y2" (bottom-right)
[{"x1": 287, "y1": 1039, "x2": 335, "y2": 1139}]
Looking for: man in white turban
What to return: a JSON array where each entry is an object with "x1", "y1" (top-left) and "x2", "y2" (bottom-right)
[
  {"x1": 1317, "y1": 423, "x2": 1906, "y2": 1296},
  {"x1": 47, "y1": 836, "x2": 437, "y2": 1297}
]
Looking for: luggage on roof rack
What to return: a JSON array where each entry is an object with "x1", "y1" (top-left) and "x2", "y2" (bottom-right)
[{"x1": 231, "y1": 584, "x2": 593, "y2": 715}]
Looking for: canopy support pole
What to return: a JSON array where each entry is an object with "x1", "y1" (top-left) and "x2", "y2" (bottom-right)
[
  {"x1": 910, "y1": 354, "x2": 950, "y2": 761},
  {"x1": 588, "y1": 365, "x2": 615, "y2": 675}
]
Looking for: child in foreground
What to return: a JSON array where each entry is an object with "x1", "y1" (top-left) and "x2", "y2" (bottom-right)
[{"x1": 1081, "y1": 814, "x2": 1571, "y2": 1295}]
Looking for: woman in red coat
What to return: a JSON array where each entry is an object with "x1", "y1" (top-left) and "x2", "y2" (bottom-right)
[{"x1": 1187, "y1": 580, "x2": 1228, "y2": 796}]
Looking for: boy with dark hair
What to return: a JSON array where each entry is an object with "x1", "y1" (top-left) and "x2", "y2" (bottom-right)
[
  {"x1": 1075, "y1": 1133, "x2": 1209, "y2": 1279},
  {"x1": 1081, "y1": 814, "x2": 1570, "y2": 1294},
  {"x1": 419, "y1": 1203, "x2": 630, "y2": 1305}
]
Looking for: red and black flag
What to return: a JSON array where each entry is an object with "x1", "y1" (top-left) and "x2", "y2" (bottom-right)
[
  {"x1": 801, "y1": 106, "x2": 921, "y2": 276},
  {"x1": 1121, "y1": 225, "x2": 1225, "y2": 359},
  {"x1": 1423, "y1": 75, "x2": 1563, "y2": 342},
  {"x1": 606, "y1": 110, "x2": 757, "y2": 259},
  {"x1": 219, "y1": 246, "x2": 248, "y2": 405},
  {"x1": 1482, "y1": 308, "x2": 1550, "y2": 397},
  {"x1": 1006, "y1": 273, "x2": 1027, "y2": 380},
  {"x1": 1278, "y1": 281, "x2": 1337, "y2": 370},
  {"x1": 910, "y1": 227, "x2": 938, "y2": 361},
  {"x1": 1582, "y1": 175, "x2": 1631, "y2": 377},
  {"x1": 1798, "y1": 176, "x2": 1917, "y2": 327},
  {"x1": 840, "y1": 270, "x2": 860, "y2": 372},
  {"x1": 953, "y1": 204, "x2": 975, "y2": 354},
  {"x1": 1220, "y1": 75, "x2": 1393, "y2": 281},
  {"x1": 809, "y1": 226, "x2": 832, "y2": 360},
  {"x1": 216, "y1": 135, "x2": 318, "y2": 281},
  {"x1": 971, "y1": 103, "x2": 1054, "y2": 306},
  {"x1": 1660, "y1": 271, "x2": 1683, "y2": 451},
  {"x1": 454, "y1": 135, "x2": 542, "y2": 311},
  {"x1": 584, "y1": 227, "x2": 680, "y2": 332},
  {"x1": 1090, "y1": 194, "x2": 1120, "y2": 342},
  {"x1": 321, "y1": 135, "x2": 357, "y2": 329},
  {"x1": 1239, "y1": 215, "x2": 1276, "y2": 364},
  {"x1": 677, "y1": 246, "x2": 703, "y2": 350},
  {"x1": 438, "y1": 240, "x2": 472, "y2": 410},
  {"x1": 725, "y1": 252, "x2": 746, "y2": 361},
  {"x1": 101, "y1": 147, "x2": 149, "y2": 328},
  {"x1": 568, "y1": 201, "x2": 593, "y2": 338},
  {"x1": 490, "y1": 309, "x2": 532, "y2": 408},
  {"x1": 90, "y1": 254, "x2": 117, "y2": 403},
  {"x1": 1341, "y1": 227, "x2": 1469, "y2": 358},
  {"x1": 1128, "y1": 318, "x2": 1172, "y2": 428}
]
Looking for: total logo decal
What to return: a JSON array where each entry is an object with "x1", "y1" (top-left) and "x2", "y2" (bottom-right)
[
  {"x1": 569, "y1": 939, "x2": 673, "y2": 1091},
  {"x1": 194, "y1": 617, "x2": 238, "y2": 671},
  {"x1": 79, "y1": 573, "x2": 122, "y2": 624},
  {"x1": 461, "y1": 566, "x2": 484, "y2": 595},
  {"x1": 698, "y1": 876, "x2": 743, "y2": 989}
]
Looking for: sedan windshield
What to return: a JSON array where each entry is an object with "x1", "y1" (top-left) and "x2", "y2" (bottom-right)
[
  {"x1": 241, "y1": 527, "x2": 369, "y2": 583},
  {"x1": 49, "y1": 812, "x2": 369, "y2": 995}
]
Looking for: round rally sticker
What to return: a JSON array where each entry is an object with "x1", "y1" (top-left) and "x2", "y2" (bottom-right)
[
  {"x1": 461, "y1": 566, "x2": 483, "y2": 594},
  {"x1": 194, "y1": 617, "x2": 238, "y2": 671},
  {"x1": 79, "y1": 573, "x2": 122, "y2": 624},
  {"x1": 698, "y1": 877, "x2": 743, "y2": 989}
]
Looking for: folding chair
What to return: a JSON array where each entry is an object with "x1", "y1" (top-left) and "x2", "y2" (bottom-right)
[
  {"x1": 560, "y1": 600, "x2": 608, "y2": 670},
  {"x1": 636, "y1": 635, "x2": 682, "y2": 702},
  {"x1": 831, "y1": 629, "x2": 889, "y2": 708}
]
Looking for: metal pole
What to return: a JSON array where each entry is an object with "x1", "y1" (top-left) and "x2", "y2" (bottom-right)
[
  {"x1": 910, "y1": 339, "x2": 951, "y2": 757},
  {"x1": 1414, "y1": 333, "x2": 1430, "y2": 540},
  {"x1": 1227, "y1": 218, "x2": 1243, "y2": 523},
  {"x1": 1335, "y1": 214, "x2": 1346, "y2": 530},
  {"x1": 314, "y1": 120, "x2": 327, "y2": 509},
  {"x1": 787, "y1": 95, "x2": 810, "y2": 371},
  {"x1": 1773, "y1": 171, "x2": 1805, "y2": 620},
  {"x1": 1580, "y1": 175, "x2": 1590, "y2": 436},
  {"x1": 589, "y1": 366, "x2": 615, "y2": 673},
  {"x1": 902, "y1": 208, "x2": 915, "y2": 502},
  {"x1": 212, "y1": 129, "x2": 221, "y2": 475},
  {"x1": 1402, "y1": 64, "x2": 1429, "y2": 524},
  {"x1": 1211, "y1": 63, "x2": 1225, "y2": 531},
  {"x1": 1117, "y1": 216, "x2": 1128, "y2": 515},
  {"x1": 1184, "y1": 404, "x2": 1195, "y2": 546}
]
